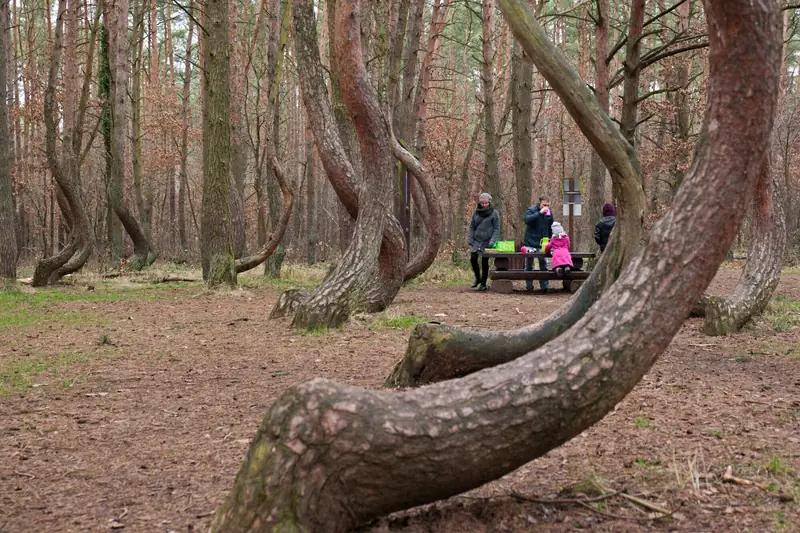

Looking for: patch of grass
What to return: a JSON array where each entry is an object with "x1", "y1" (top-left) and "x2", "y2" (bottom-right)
[
  {"x1": 404, "y1": 260, "x2": 473, "y2": 288},
  {"x1": 239, "y1": 263, "x2": 329, "y2": 290},
  {"x1": 634, "y1": 416, "x2": 651, "y2": 429},
  {"x1": 765, "y1": 296, "x2": 800, "y2": 332},
  {"x1": 376, "y1": 314, "x2": 431, "y2": 330},
  {"x1": 302, "y1": 324, "x2": 330, "y2": 336},
  {"x1": 0, "y1": 349, "x2": 119, "y2": 396},
  {"x1": 710, "y1": 428, "x2": 723, "y2": 439},
  {"x1": 0, "y1": 286, "x2": 178, "y2": 329},
  {"x1": 764, "y1": 455, "x2": 792, "y2": 475},
  {"x1": 634, "y1": 457, "x2": 662, "y2": 469},
  {"x1": 733, "y1": 354, "x2": 751, "y2": 363},
  {"x1": 774, "y1": 511, "x2": 793, "y2": 532}
]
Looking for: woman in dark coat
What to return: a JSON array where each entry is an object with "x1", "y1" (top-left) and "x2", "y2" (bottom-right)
[{"x1": 467, "y1": 192, "x2": 501, "y2": 291}]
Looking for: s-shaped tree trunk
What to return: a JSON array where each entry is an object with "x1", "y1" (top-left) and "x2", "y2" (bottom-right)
[
  {"x1": 387, "y1": 0, "x2": 647, "y2": 386},
  {"x1": 210, "y1": 1, "x2": 781, "y2": 532},
  {"x1": 271, "y1": 0, "x2": 439, "y2": 329},
  {"x1": 33, "y1": 0, "x2": 95, "y2": 287},
  {"x1": 692, "y1": 155, "x2": 786, "y2": 335}
]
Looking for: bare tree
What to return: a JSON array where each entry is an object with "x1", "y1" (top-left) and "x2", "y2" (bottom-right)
[{"x1": 209, "y1": 1, "x2": 781, "y2": 531}]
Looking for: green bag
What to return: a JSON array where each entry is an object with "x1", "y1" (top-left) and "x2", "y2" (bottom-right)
[
  {"x1": 494, "y1": 240, "x2": 515, "y2": 252},
  {"x1": 539, "y1": 237, "x2": 550, "y2": 250}
]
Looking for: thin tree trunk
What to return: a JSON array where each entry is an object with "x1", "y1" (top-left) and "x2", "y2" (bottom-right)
[
  {"x1": 305, "y1": 117, "x2": 317, "y2": 265},
  {"x1": 178, "y1": 0, "x2": 194, "y2": 257},
  {"x1": 211, "y1": 6, "x2": 781, "y2": 530},
  {"x1": 587, "y1": 0, "x2": 609, "y2": 247},
  {"x1": 0, "y1": 0, "x2": 15, "y2": 281},
  {"x1": 620, "y1": 0, "x2": 645, "y2": 145},
  {"x1": 481, "y1": 0, "x2": 503, "y2": 214},
  {"x1": 511, "y1": 40, "x2": 532, "y2": 244}
]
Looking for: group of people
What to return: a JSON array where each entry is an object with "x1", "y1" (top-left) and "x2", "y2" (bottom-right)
[{"x1": 467, "y1": 192, "x2": 617, "y2": 292}]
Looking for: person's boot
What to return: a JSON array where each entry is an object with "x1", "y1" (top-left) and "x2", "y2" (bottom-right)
[
  {"x1": 478, "y1": 283, "x2": 488, "y2": 291},
  {"x1": 471, "y1": 279, "x2": 480, "y2": 289}
]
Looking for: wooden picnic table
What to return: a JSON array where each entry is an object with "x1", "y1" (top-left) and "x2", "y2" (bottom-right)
[{"x1": 482, "y1": 251, "x2": 596, "y2": 293}]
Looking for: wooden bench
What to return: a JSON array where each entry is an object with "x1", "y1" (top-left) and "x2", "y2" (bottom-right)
[{"x1": 483, "y1": 251, "x2": 595, "y2": 294}]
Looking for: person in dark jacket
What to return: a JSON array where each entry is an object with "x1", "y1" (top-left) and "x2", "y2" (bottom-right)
[
  {"x1": 523, "y1": 196, "x2": 554, "y2": 291},
  {"x1": 467, "y1": 192, "x2": 501, "y2": 291},
  {"x1": 594, "y1": 202, "x2": 617, "y2": 252}
]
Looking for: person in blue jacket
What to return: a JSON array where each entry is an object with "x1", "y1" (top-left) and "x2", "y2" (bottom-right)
[
  {"x1": 467, "y1": 192, "x2": 501, "y2": 291},
  {"x1": 523, "y1": 196, "x2": 554, "y2": 292}
]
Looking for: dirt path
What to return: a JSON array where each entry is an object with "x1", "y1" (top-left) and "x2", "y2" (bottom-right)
[{"x1": 1, "y1": 270, "x2": 798, "y2": 532}]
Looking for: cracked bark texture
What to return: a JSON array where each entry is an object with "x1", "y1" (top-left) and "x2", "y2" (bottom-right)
[
  {"x1": 210, "y1": 1, "x2": 781, "y2": 532},
  {"x1": 694, "y1": 156, "x2": 786, "y2": 335},
  {"x1": 387, "y1": 0, "x2": 647, "y2": 386}
]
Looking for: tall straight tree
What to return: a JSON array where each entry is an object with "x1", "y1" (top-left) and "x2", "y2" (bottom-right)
[
  {"x1": 481, "y1": 0, "x2": 503, "y2": 214},
  {"x1": 200, "y1": 0, "x2": 236, "y2": 287},
  {"x1": 0, "y1": 0, "x2": 15, "y2": 282}
]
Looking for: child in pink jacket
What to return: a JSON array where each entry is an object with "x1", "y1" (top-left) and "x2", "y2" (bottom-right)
[{"x1": 545, "y1": 221, "x2": 573, "y2": 278}]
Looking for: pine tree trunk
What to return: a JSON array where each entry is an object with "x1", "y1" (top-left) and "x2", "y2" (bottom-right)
[
  {"x1": 481, "y1": 0, "x2": 503, "y2": 214},
  {"x1": 33, "y1": 0, "x2": 93, "y2": 287},
  {"x1": 105, "y1": 0, "x2": 157, "y2": 271},
  {"x1": 698, "y1": 157, "x2": 786, "y2": 335},
  {"x1": 587, "y1": 0, "x2": 609, "y2": 246},
  {"x1": 0, "y1": 0, "x2": 15, "y2": 282},
  {"x1": 511, "y1": 41, "x2": 533, "y2": 244},
  {"x1": 200, "y1": 0, "x2": 236, "y2": 288},
  {"x1": 212, "y1": 6, "x2": 781, "y2": 529}
]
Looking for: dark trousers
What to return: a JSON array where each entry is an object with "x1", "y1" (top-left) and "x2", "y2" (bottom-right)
[
  {"x1": 470, "y1": 251, "x2": 490, "y2": 285},
  {"x1": 524, "y1": 250, "x2": 548, "y2": 290}
]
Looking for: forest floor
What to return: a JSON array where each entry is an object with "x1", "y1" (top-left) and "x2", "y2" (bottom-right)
[{"x1": 0, "y1": 263, "x2": 799, "y2": 533}]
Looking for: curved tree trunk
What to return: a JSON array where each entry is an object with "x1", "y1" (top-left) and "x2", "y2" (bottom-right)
[
  {"x1": 694, "y1": 157, "x2": 786, "y2": 335},
  {"x1": 235, "y1": 154, "x2": 294, "y2": 273},
  {"x1": 210, "y1": 5, "x2": 781, "y2": 530},
  {"x1": 387, "y1": 0, "x2": 647, "y2": 386},
  {"x1": 271, "y1": 0, "x2": 407, "y2": 328},
  {"x1": 288, "y1": 0, "x2": 404, "y2": 329},
  {"x1": 104, "y1": 0, "x2": 157, "y2": 272},
  {"x1": 33, "y1": 0, "x2": 93, "y2": 287}
]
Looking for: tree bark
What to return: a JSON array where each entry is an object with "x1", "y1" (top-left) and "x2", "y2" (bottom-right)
[
  {"x1": 586, "y1": 0, "x2": 609, "y2": 246},
  {"x1": 620, "y1": 0, "x2": 645, "y2": 145},
  {"x1": 200, "y1": 0, "x2": 236, "y2": 288},
  {"x1": 511, "y1": 40, "x2": 532, "y2": 243},
  {"x1": 33, "y1": 0, "x2": 94, "y2": 287},
  {"x1": 235, "y1": 154, "x2": 293, "y2": 273},
  {"x1": 0, "y1": 0, "x2": 16, "y2": 282},
  {"x1": 480, "y1": 0, "x2": 503, "y2": 214},
  {"x1": 104, "y1": 0, "x2": 157, "y2": 271},
  {"x1": 211, "y1": 5, "x2": 781, "y2": 530},
  {"x1": 283, "y1": 0, "x2": 405, "y2": 330},
  {"x1": 695, "y1": 157, "x2": 786, "y2": 335},
  {"x1": 451, "y1": 114, "x2": 483, "y2": 263},
  {"x1": 264, "y1": 0, "x2": 291, "y2": 278},
  {"x1": 388, "y1": 0, "x2": 648, "y2": 386},
  {"x1": 178, "y1": 0, "x2": 194, "y2": 258}
]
